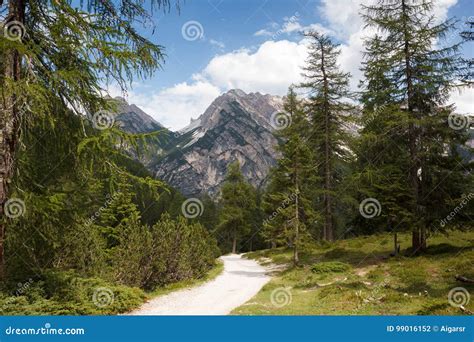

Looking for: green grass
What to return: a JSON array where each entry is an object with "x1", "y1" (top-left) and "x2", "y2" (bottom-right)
[
  {"x1": 0, "y1": 260, "x2": 224, "y2": 315},
  {"x1": 234, "y1": 230, "x2": 474, "y2": 315}
]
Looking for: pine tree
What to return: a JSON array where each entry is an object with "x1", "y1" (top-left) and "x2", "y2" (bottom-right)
[
  {"x1": 262, "y1": 88, "x2": 317, "y2": 265},
  {"x1": 217, "y1": 162, "x2": 256, "y2": 254},
  {"x1": 361, "y1": 0, "x2": 471, "y2": 252},
  {"x1": 0, "y1": 0, "x2": 174, "y2": 277},
  {"x1": 300, "y1": 32, "x2": 354, "y2": 242}
]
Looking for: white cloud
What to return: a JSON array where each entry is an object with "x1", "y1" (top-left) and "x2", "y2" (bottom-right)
[
  {"x1": 112, "y1": 81, "x2": 221, "y2": 131},
  {"x1": 318, "y1": 0, "x2": 364, "y2": 40},
  {"x1": 202, "y1": 40, "x2": 308, "y2": 95},
  {"x1": 254, "y1": 28, "x2": 273, "y2": 37}
]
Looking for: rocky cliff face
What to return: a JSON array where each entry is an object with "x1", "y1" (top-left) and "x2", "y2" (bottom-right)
[{"x1": 150, "y1": 89, "x2": 284, "y2": 197}]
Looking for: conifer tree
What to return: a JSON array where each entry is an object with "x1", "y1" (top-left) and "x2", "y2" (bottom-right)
[
  {"x1": 217, "y1": 162, "x2": 256, "y2": 254},
  {"x1": 0, "y1": 0, "x2": 174, "y2": 278},
  {"x1": 300, "y1": 32, "x2": 353, "y2": 242},
  {"x1": 262, "y1": 88, "x2": 316, "y2": 265},
  {"x1": 360, "y1": 0, "x2": 471, "y2": 252}
]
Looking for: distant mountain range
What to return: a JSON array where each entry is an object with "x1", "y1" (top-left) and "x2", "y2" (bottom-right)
[
  {"x1": 114, "y1": 89, "x2": 284, "y2": 196},
  {"x1": 114, "y1": 91, "x2": 474, "y2": 197}
]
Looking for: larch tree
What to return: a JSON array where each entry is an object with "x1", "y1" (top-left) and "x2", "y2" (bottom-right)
[
  {"x1": 300, "y1": 32, "x2": 353, "y2": 242},
  {"x1": 361, "y1": 0, "x2": 471, "y2": 252},
  {"x1": 262, "y1": 88, "x2": 316, "y2": 265},
  {"x1": 0, "y1": 0, "x2": 175, "y2": 278}
]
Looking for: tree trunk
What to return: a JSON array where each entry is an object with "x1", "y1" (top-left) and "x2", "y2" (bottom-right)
[
  {"x1": 232, "y1": 235, "x2": 237, "y2": 254},
  {"x1": 411, "y1": 228, "x2": 427, "y2": 254},
  {"x1": 401, "y1": 0, "x2": 425, "y2": 254},
  {"x1": 0, "y1": 0, "x2": 25, "y2": 280},
  {"x1": 319, "y1": 40, "x2": 334, "y2": 242},
  {"x1": 293, "y1": 184, "x2": 299, "y2": 266},
  {"x1": 393, "y1": 232, "x2": 398, "y2": 256}
]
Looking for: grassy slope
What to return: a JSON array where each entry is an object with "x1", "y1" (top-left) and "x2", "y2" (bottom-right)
[{"x1": 233, "y1": 231, "x2": 474, "y2": 315}]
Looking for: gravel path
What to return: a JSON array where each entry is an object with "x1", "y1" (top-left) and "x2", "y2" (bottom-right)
[{"x1": 129, "y1": 254, "x2": 271, "y2": 315}]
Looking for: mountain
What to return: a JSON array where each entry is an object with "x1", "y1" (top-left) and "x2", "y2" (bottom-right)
[
  {"x1": 150, "y1": 89, "x2": 284, "y2": 197},
  {"x1": 113, "y1": 94, "x2": 473, "y2": 197},
  {"x1": 111, "y1": 97, "x2": 174, "y2": 167},
  {"x1": 113, "y1": 97, "x2": 165, "y2": 133}
]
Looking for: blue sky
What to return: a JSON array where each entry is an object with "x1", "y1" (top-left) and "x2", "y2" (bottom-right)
[{"x1": 108, "y1": 0, "x2": 474, "y2": 131}]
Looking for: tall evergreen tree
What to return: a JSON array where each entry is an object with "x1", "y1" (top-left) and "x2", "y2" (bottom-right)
[
  {"x1": 217, "y1": 162, "x2": 256, "y2": 254},
  {"x1": 360, "y1": 0, "x2": 471, "y2": 252},
  {"x1": 262, "y1": 88, "x2": 316, "y2": 265},
  {"x1": 300, "y1": 32, "x2": 354, "y2": 242},
  {"x1": 0, "y1": 0, "x2": 174, "y2": 278}
]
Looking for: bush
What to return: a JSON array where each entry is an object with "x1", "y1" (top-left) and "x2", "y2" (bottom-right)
[
  {"x1": 0, "y1": 271, "x2": 146, "y2": 315},
  {"x1": 143, "y1": 215, "x2": 219, "y2": 289}
]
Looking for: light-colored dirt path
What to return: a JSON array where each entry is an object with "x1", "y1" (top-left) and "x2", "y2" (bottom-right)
[{"x1": 129, "y1": 254, "x2": 270, "y2": 315}]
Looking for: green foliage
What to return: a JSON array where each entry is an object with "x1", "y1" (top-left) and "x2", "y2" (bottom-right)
[
  {"x1": 217, "y1": 161, "x2": 258, "y2": 253},
  {"x1": 300, "y1": 32, "x2": 356, "y2": 241},
  {"x1": 3, "y1": 101, "x2": 219, "y2": 313},
  {"x1": 356, "y1": 0, "x2": 473, "y2": 248},
  {"x1": 0, "y1": 271, "x2": 146, "y2": 315},
  {"x1": 144, "y1": 215, "x2": 219, "y2": 288},
  {"x1": 262, "y1": 88, "x2": 317, "y2": 263},
  {"x1": 1, "y1": 0, "x2": 174, "y2": 119}
]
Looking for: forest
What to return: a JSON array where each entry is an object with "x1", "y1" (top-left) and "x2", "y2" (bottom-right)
[{"x1": 0, "y1": 0, "x2": 473, "y2": 315}]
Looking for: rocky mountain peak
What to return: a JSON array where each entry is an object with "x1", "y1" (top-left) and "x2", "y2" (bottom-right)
[
  {"x1": 112, "y1": 97, "x2": 164, "y2": 134},
  {"x1": 153, "y1": 89, "x2": 284, "y2": 197},
  {"x1": 182, "y1": 89, "x2": 283, "y2": 136}
]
